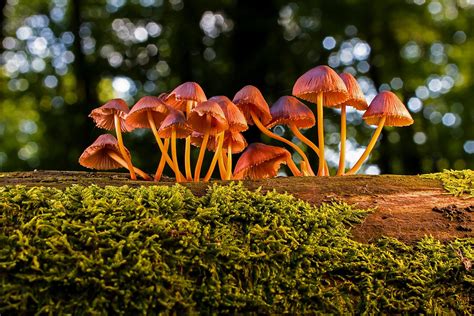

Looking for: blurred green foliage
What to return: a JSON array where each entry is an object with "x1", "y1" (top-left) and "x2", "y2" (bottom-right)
[{"x1": 0, "y1": 0, "x2": 473, "y2": 175}]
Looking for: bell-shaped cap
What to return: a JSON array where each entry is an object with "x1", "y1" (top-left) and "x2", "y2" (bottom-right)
[
  {"x1": 209, "y1": 96, "x2": 248, "y2": 132},
  {"x1": 188, "y1": 100, "x2": 228, "y2": 135},
  {"x1": 233, "y1": 143, "x2": 291, "y2": 180},
  {"x1": 221, "y1": 132, "x2": 247, "y2": 154},
  {"x1": 126, "y1": 96, "x2": 169, "y2": 130},
  {"x1": 267, "y1": 96, "x2": 316, "y2": 129},
  {"x1": 292, "y1": 65, "x2": 348, "y2": 106},
  {"x1": 157, "y1": 109, "x2": 192, "y2": 138},
  {"x1": 89, "y1": 99, "x2": 131, "y2": 132},
  {"x1": 335, "y1": 73, "x2": 368, "y2": 110},
  {"x1": 165, "y1": 82, "x2": 207, "y2": 111},
  {"x1": 232, "y1": 85, "x2": 272, "y2": 126},
  {"x1": 363, "y1": 91, "x2": 414, "y2": 126},
  {"x1": 79, "y1": 134, "x2": 130, "y2": 170}
]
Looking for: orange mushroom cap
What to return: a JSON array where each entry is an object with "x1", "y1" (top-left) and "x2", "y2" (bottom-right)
[
  {"x1": 292, "y1": 65, "x2": 348, "y2": 106},
  {"x1": 209, "y1": 95, "x2": 248, "y2": 132},
  {"x1": 193, "y1": 131, "x2": 247, "y2": 153},
  {"x1": 89, "y1": 99, "x2": 131, "y2": 132},
  {"x1": 165, "y1": 82, "x2": 207, "y2": 111},
  {"x1": 232, "y1": 85, "x2": 272, "y2": 126},
  {"x1": 188, "y1": 100, "x2": 228, "y2": 135},
  {"x1": 267, "y1": 96, "x2": 316, "y2": 129},
  {"x1": 126, "y1": 96, "x2": 170, "y2": 130},
  {"x1": 233, "y1": 143, "x2": 291, "y2": 180},
  {"x1": 334, "y1": 73, "x2": 368, "y2": 110},
  {"x1": 157, "y1": 108, "x2": 192, "y2": 138},
  {"x1": 362, "y1": 91, "x2": 414, "y2": 126},
  {"x1": 79, "y1": 134, "x2": 131, "y2": 170}
]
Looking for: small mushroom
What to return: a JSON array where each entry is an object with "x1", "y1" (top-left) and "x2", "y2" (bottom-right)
[
  {"x1": 334, "y1": 73, "x2": 368, "y2": 175},
  {"x1": 166, "y1": 82, "x2": 207, "y2": 181},
  {"x1": 233, "y1": 143, "x2": 300, "y2": 180},
  {"x1": 292, "y1": 65, "x2": 348, "y2": 176},
  {"x1": 346, "y1": 91, "x2": 414, "y2": 175},
  {"x1": 79, "y1": 134, "x2": 151, "y2": 180},
  {"x1": 89, "y1": 99, "x2": 136, "y2": 179}
]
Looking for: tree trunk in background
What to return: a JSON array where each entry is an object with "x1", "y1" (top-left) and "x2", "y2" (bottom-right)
[{"x1": 0, "y1": 0, "x2": 7, "y2": 44}]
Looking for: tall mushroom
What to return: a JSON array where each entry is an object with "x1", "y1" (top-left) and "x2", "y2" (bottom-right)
[
  {"x1": 292, "y1": 65, "x2": 348, "y2": 176},
  {"x1": 233, "y1": 143, "x2": 300, "y2": 180},
  {"x1": 346, "y1": 91, "x2": 414, "y2": 175},
  {"x1": 89, "y1": 99, "x2": 136, "y2": 179},
  {"x1": 232, "y1": 85, "x2": 307, "y2": 176},
  {"x1": 188, "y1": 100, "x2": 228, "y2": 182},
  {"x1": 334, "y1": 73, "x2": 368, "y2": 175},
  {"x1": 79, "y1": 134, "x2": 151, "y2": 180},
  {"x1": 157, "y1": 108, "x2": 192, "y2": 182},
  {"x1": 166, "y1": 82, "x2": 207, "y2": 181}
]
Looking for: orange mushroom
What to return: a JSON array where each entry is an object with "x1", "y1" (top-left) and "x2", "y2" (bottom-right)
[
  {"x1": 233, "y1": 143, "x2": 300, "y2": 180},
  {"x1": 292, "y1": 65, "x2": 348, "y2": 176},
  {"x1": 166, "y1": 82, "x2": 207, "y2": 181},
  {"x1": 188, "y1": 100, "x2": 228, "y2": 182},
  {"x1": 79, "y1": 134, "x2": 151, "y2": 180},
  {"x1": 89, "y1": 99, "x2": 136, "y2": 179},
  {"x1": 346, "y1": 91, "x2": 414, "y2": 175},
  {"x1": 157, "y1": 109, "x2": 192, "y2": 182},
  {"x1": 232, "y1": 85, "x2": 307, "y2": 176},
  {"x1": 334, "y1": 73, "x2": 368, "y2": 175}
]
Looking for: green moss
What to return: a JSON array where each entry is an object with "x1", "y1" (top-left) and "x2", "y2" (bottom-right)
[
  {"x1": 1, "y1": 183, "x2": 473, "y2": 314},
  {"x1": 421, "y1": 169, "x2": 474, "y2": 197}
]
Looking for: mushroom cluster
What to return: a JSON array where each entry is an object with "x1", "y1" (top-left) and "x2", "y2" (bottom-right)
[{"x1": 79, "y1": 65, "x2": 413, "y2": 181}]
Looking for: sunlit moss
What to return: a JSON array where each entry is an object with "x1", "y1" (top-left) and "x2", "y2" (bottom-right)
[{"x1": 421, "y1": 169, "x2": 474, "y2": 197}]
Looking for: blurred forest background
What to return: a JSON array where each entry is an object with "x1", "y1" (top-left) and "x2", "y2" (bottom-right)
[{"x1": 0, "y1": 0, "x2": 473, "y2": 175}]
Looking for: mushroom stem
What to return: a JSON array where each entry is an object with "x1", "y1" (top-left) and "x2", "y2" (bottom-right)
[
  {"x1": 114, "y1": 114, "x2": 136, "y2": 180},
  {"x1": 218, "y1": 152, "x2": 228, "y2": 180},
  {"x1": 226, "y1": 143, "x2": 232, "y2": 180},
  {"x1": 286, "y1": 157, "x2": 302, "y2": 177},
  {"x1": 171, "y1": 128, "x2": 183, "y2": 182},
  {"x1": 194, "y1": 116, "x2": 211, "y2": 182},
  {"x1": 346, "y1": 116, "x2": 386, "y2": 175},
  {"x1": 107, "y1": 150, "x2": 151, "y2": 180},
  {"x1": 337, "y1": 105, "x2": 347, "y2": 176},
  {"x1": 146, "y1": 111, "x2": 184, "y2": 179},
  {"x1": 289, "y1": 124, "x2": 326, "y2": 176},
  {"x1": 154, "y1": 138, "x2": 170, "y2": 181},
  {"x1": 250, "y1": 111, "x2": 305, "y2": 176},
  {"x1": 316, "y1": 92, "x2": 327, "y2": 176},
  {"x1": 203, "y1": 132, "x2": 224, "y2": 182},
  {"x1": 184, "y1": 101, "x2": 194, "y2": 181}
]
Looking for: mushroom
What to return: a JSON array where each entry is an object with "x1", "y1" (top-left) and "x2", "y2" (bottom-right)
[
  {"x1": 79, "y1": 134, "x2": 151, "y2": 180},
  {"x1": 166, "y1": 82, "x2": 207, "y2": 181},
  {"x1": 334, "y1": 73, "x2": 368, "y2": 175},
  {"x1": 233, "y1": 143, "x2": 300, "y2": 180},
  {"x1": 125, "y1": 96, "x2": 183, "y2": 181},
  {"x1": 157, "y1": 108, "x2": 192, "y2": 182},
  {"x1": 232, "y1": 85, "x2": 306, "y2": 176},
  {"x1": 346, "y1": 91, "x2": 414, "y2": 175},
  {"x1": 188, "y1": 100, "x2": 228, "y2": 182},
  {"x1": 292, "y1": 65, "x2": 348, "y2": 176},
  {"x1": 89, "y1": 99, "x2": 136, "y2": 179}
]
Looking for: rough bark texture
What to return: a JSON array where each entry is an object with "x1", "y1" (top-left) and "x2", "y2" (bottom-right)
[{"x1": 1, "y1": 171, "x2": 472, "y2": 243}]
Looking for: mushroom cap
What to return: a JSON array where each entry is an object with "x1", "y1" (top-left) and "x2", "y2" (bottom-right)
[
  {"x1": 362, "y1": 91, "x2": 414, "y2": 126},
  {"x1": 188, "y1": 100, "x2": 229, "y2": 135},
  {"x1": 267, "y1": 96, "x2": 316, "y2": 129},
  {"x1": 89, "y1": 99, "x2": 131, "y2": 132},
  {"x1": 165, "y1": 82, "x2": 207, "y2": 111},
  {"x1": 157, "y1": 109, "x2": 192, "y2": 138},
  {"x1": 292, "y1": 65, "x2": 348, "y2": 106},
  {"x1": 79, "y1": 134, "x2": 130, "y2": 170},
  {"x1": 334, "y1": 73, "x2": 368, "y2": 110},
  {"x1": 232, "y1": 85, "x2": 272, "y2": 126},
  {"x1": 193, "y1": 131, "x2": 247, "y2": 153},
  {"x1": 126, "y1": 96, "x2": 170, "y2": 130},
  {"x1": 209, "y1": 95, "x2": 248, "y2": 132},
  {"x1": 233, "y1": 143, "x2": 291, "y2": 180}
]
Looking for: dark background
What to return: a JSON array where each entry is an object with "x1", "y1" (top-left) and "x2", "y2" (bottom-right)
[{"x1": 0, "y1": 0, "x2": 473, "y2": 175}]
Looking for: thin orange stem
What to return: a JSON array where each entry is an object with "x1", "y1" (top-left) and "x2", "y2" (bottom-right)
[
  {"x1": 286, "y1": 158, "x2": 302, "y2": 177},
  {"x1": 218, "y1": 152, "x2": 227, "y2": 180},
  {"x1": 107, "y1": 151, "x2": 151, "y2": 180},
  {"x1": 226, "y1": 143, "x2": 232, "y2": 180},
  {"x1": 114, "y1": 115, "x2": 136, "y2": 180},
  {"x1": 289, "y1": 124, "x2": 328, "y2": 176},
  {"x1": 337, "y1": 105, "x2": 347, "y2": 176},
  {"x1": 184, "y1": 100, "x2": 194, "y2": 181},
  {"x1": 316, "y1": 92, "x2": 326, "y2": 176},
  {"x1": 171, "y1": 128, "x2": 183, "y2": 182},
  {"x1": 154, "y1": 138, "x2": 170, "y2": 181},
  {"x1": 194, "y1": 116, "x2": 211, "y2": 182},
  {"x1": 346, "y1": 116, "x2": 386, "y2": 175},
  {"x1": 204, "y1": 132, "x2": 224, "y2": 182}
]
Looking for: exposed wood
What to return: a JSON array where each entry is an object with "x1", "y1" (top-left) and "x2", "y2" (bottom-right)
[{"x1": 1, "y1": 170, "x2": 472, "y2": 243}]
